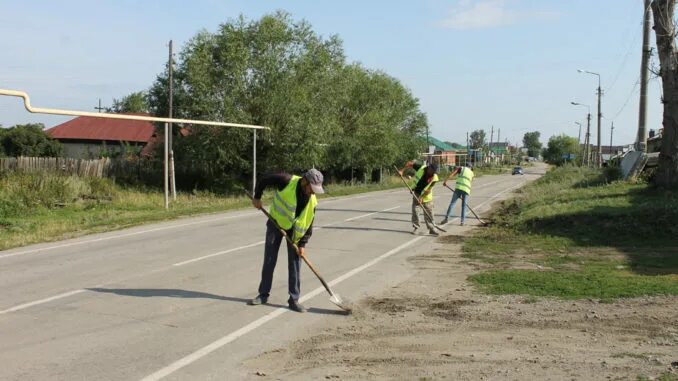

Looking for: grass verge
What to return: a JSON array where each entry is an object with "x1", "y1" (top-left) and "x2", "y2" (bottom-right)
[
  {"x1": 463, "y1": 166, "x2": 678, "y2": 300},
  {"x1": 0, "y1": 171, "x2": 403, "y2": 251}
]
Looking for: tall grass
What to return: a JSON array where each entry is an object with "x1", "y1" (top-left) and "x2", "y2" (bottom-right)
[{"x1": 0, "y1": 171, "x2": 405, "y2": 250}]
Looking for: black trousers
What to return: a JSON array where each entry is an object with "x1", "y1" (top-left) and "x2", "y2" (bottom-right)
[{"x1": 257, "y1": 220, "x2": 302, "y2": 300}]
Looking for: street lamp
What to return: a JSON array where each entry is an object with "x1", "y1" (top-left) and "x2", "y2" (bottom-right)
[
  {"x1": 571, "y1": 101, "x2": 592, "y2": 167},
  {"x1": 577, "y1": 69, "x2": 602, "y2": 167}
]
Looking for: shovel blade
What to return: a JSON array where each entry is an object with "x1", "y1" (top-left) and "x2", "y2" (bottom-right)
[{"x1": 330, "y1": 294, "x2": 353, "y2": 313}]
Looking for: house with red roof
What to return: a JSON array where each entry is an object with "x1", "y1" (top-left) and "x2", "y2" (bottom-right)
[{"x1": 46, "y1": 115, "x2": 158, "y2": 158}]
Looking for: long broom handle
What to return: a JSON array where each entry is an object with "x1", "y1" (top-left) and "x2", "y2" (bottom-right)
[
  {"x1": 393, "y1": 165, "x2": 446, "y2": 233},
  {"x1": 443, "y1": 184, "x2": 486, "y2": 224},
  {"x1": 245, "y1": 192, "x2": 336, "y2": 297}
]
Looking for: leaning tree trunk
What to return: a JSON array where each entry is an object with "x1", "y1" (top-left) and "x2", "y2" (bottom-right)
[{"x1": 651, "y1": 0, "x2": 678, "y2": 187}]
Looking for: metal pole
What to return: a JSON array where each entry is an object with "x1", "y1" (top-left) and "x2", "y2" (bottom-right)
[
  {"x1": 637, "y1": 0, "x2": 651, "y2": 152},
  {"x1": 610, "y1": 121, "x2": 615, "y2": 160},
  {"x1": 164, "y1": 122, "x2": 169, "y2": 210},
  {"x1": 586, "y1": 112, "x2": 592, "y2": 167},
  {"x1": 252, "y1": 129, "x2": 256, "y2": 194},
  {"x1": 169, "y1": 40, "x2": 176, "y2": 200},
  {"x1": 575, "y1": 122, "x2": 584, "y2": 166},
  {"x1": 596, "y1": 76, "x2": 602, "y2": 168}
]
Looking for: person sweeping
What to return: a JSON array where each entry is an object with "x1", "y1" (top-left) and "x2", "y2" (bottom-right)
[
  {"x1": 249, "y1": 169, "x2": 324, "y2": 313},
  {"x1": 440, "y1": 163, "x2": 474, "y2": 226},
  {"x1": 398, "y1": 160, "x2": 439, "y2": 236}
]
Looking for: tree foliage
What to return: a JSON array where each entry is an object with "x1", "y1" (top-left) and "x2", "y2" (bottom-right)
[
  {"x1": 522, "y1": 131, "x2": 542, "y2": 158},
  {"x1": 147, "y1": 12, "x2": 427, "y2": 190},
  {"x1": 469, "y1": 130, "x2": 486, "y2": 149},
  {"x1": 0, "y1": 124, "x2": 63, "y2": 157},
  {"x1": 543, "y1": 134, "x2": 579, "y2": 166},
  {"x1": 108, "y1": 92, "x2": 149, "y2": 114}
]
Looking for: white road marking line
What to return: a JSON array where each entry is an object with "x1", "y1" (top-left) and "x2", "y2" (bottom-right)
[
  {"x1": 139, "y1": 180, "x2": 530, "y2": 381},
  {"x1": 0, "y1": 206, "x2": 403, "y2": 313},
  {"x1": 172, "y1": 241, "x2": 265, "y2": 267},
  {"x1": 340, "y1": 206, "x2": 400, "y2": 223},
  {"x1": 1, "y1": 189, "x2": 403, "y2": 261},
  {"x1": 139, "y1": 237, "x2": 425, "y2": 381},
  {"x1": 0, "y1": 289, "x2": 87, "y2": 315}
]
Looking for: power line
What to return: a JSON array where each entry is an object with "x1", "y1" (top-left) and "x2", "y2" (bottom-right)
[
  {"x1": 606, "y1": 19, "x2": 643, "y2": 93},
  {"x1": 610, "y1": 76, "x2": 641, "y2": 121}
]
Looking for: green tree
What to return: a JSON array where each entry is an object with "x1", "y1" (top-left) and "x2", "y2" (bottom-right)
[
  {"x1": 0, "y1": 124, "x2": 63, "y2": 157},
  {"x1": 522, "y1": 131, "x2": 542, "y2": 158},
  {"x1": 147, "y1": 12, "x2": 428, "y2": 189},
  {"x1": 470, "y1": 130, "x2": 486, "y2": 149},
  {"x1": 543, "y1": 134, "x2": 579, "y2": 166},
  {"x1": 109, "y1": 91, "x2": 149, "y2": 113}
]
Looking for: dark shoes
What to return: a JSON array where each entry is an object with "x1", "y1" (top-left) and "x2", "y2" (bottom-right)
[
  {"x1": 288, "y1": 297, "x2": 306, "y2": 313},
  {"x1": 248, "y1": 295, "x2": 268, "y2": 305},
  {"x1": 440, "y1": 218, "x2": 449, "y2": 225},
  {"x1": 429, "y1": 229, "x2": 439, "y2": 236}
]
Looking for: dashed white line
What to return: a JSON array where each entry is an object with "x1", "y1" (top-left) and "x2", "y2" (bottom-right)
[{"x1": 0, "y1": 289, "x2": 87, "y2": 315}]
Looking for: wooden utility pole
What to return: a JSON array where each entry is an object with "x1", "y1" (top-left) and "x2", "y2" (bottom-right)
[{"x1": 637, "y1": 0, "x2": 651, "y2": 152}]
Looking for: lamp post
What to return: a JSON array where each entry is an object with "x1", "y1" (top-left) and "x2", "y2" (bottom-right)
[
  {"x1": 577, "y1": 69, "x2": 602, "y2": 167},
  {"x1": 571, "y1": 102, "x2": 591, "y2": 167}
]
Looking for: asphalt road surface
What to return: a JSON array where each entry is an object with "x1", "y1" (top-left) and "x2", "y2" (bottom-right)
[{"x1": 0, "y1": 165, "x2": 544, "y2": 380}]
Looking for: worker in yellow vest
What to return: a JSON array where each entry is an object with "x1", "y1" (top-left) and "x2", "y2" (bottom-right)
[
  {"x1": 441, "y1": 163, "x2": 474, "y2": 226},
  {"x1": 398, "y1": 160, "x2": 439, "y2": 236},
  {"x1": 249, "y1": 168, "x2": 324, "y2": 313}
]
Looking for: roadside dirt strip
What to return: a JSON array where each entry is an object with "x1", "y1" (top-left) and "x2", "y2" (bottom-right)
[{"x1": 244, "y1": 234, "x2": 678, "y2": 380}]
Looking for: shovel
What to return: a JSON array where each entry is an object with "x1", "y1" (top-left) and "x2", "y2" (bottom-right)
[
  {"x1": 246, "y1": 192, "x2": 352, "y2": 313},
  {"x1": 443, "y1": 184, "x2": 488, "y2": 225},
  {"x1": 393, "y1": 165, "x2": 446, "y2": 233}
]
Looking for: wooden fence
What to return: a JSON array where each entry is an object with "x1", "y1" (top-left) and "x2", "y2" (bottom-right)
[
  {"x1": 0, "y1": 157, "x2": 212, "y2": 189},
  {"x1": 0, "y1": 157, "x2": 118, "y2": 177}
]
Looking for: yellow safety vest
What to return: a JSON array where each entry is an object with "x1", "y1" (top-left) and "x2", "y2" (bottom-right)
[
  {"x1": 269, "y1": 175, "x2": 317, "y2": 243},
  {"x1": 455, "y1": 167, "x2": 474, "y2": 195},
  {"x1": 413, "y1": 165, "x2": 437, "y2": 203}
]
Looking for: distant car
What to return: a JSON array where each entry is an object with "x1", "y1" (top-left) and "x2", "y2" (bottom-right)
[{"x1": 512, "y1": 166, "x2": 524, "y2": 175}]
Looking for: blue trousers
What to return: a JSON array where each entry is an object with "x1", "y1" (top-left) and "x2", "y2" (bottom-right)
[
  {"x1": 257, "y1": 220, "x2": 301, "y2": 301},
  {"x1": 444, "y1": 189, "x2": 469, "y2": 223}
]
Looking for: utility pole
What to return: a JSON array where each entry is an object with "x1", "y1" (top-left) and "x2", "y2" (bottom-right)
[
  {"x1": 489, "y1": 125, "x2": 494, "y2": 166},
  {"x1": 610, "y1": 121, "x2": 615, "y2": 160},
  {"x1": 425, "y1": 124, "x2": 430, "y2": 163},
  {"x1": 585, "y1": 112, "x2": 592, "y2": 167},
  {"x1": 637, "y1": 0, "x2": 651, "y2": 152},
  {"x1": 168, "y1": 40, "x2": 176, "y2": 200},
  {"x1": 94, "y1": 99, "x2": 105, "y2": 113},
  {"x1": 498, "y1": 129, "x2": 501, "y2": 164},
  {"x1": 466, "y1": 131, "x2": 470, "y2": 167},
  {"x1": 596, "y1": 79, "x2": 602, "y2": 168},
  {"x1": 574, "y1": 122, "x2": 584, "y2": 167}
]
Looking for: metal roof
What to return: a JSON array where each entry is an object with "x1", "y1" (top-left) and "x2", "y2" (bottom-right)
[{"x1": 46, "y1": 114, "x2": 155, "y2": 143}]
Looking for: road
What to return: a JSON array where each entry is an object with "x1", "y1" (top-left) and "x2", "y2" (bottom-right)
[{"x1": 0, "y1": 166, "x2": 543, "y2": 380}]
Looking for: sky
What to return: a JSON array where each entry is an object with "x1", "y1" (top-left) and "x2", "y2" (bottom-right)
[{"x1": 0, "y1": 0, "x2": 662, "y2": 148}]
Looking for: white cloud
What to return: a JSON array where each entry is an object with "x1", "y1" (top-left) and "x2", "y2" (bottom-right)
[{"x1": 440, "y1": 0, "x2": 556, "y2": 30}]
